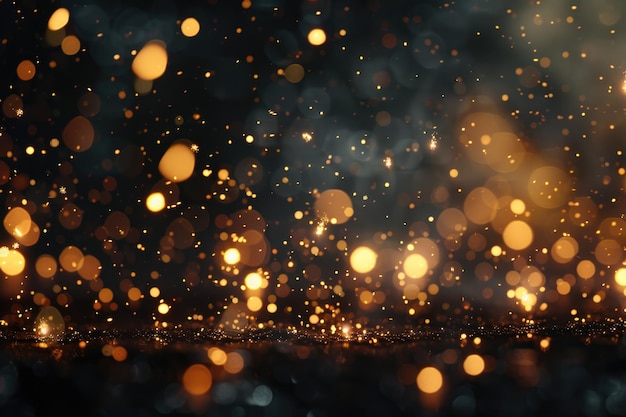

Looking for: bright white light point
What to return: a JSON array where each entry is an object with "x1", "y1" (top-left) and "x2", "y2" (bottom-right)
[
  {"x1": 616, "y1": 268, "x2": 626, "y2": 286},
  {"x1": 223, "y1": 248, "x2": 241, "y2": 265},
  {"x1": 429, "y1": 137, "x2": 438, "y2": 151},
  {"x1": 307, "y1": 28, "x2": 327, "y2": 46},
  {"x1": 245, "y1": 272, "x2": 263, "y2": 290},
  {"x1": 510, "y1": 198, "x2": 526, "y2": 215},
  {"x1": 350, "y1": 246, "x2": 378, "y2": 274},
  {"x1": 157, "y1": 302, "x2": 170, "y2": 314},
  {"x1": 146, "y1": 192, "x2": 166, "y2": 212}
]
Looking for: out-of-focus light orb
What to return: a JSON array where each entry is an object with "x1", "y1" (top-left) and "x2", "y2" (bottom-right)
[
  {"x1": 181, "y1": 17, "x2": 200, "y2": 37},
  {"x1": 350, "y1": 246, "x2": 377, "y2": 274},
  {"x1": 403, "y1": 253, "x2": 428, "y2": 279},
  {"x1": 146, "y1": 192, "x2": 166, "y2": 212},
  {"x1": 223, "y1": 248, "x2": 241, "y2": 265},
  {"x1": 527, "y1": 166, "x2": 572, "y2": 209},
  {"x1": 98, "y1": 287, "x2": 114, "y2": 303},
  {"x1": 510, "y1": 198, "x2": 526, "y2": 215},
  {"x1": 158, "y1": 142, "x2": 196, "y2": 182},
  {"x1": 464, "y1": 187, "x2": 498, "y2": 225},
  {"x1": 247, "y1": 296, "x2": 263, "y2": 312},
  {"x1": 615, "y1": 268, "x2": 626, "y2": 286},
  {"x1": 59, "y1": 245, "x2": 84, "y2": 272},
  {"x1": 551, "y1": 236, "x2": 579, "y2": 264},
  {"x1": 158, "y1": 302, "x2": 170, "y2": 314},
  {"x1": 416, "y1": 367, "x2": 443, "y2": 394},
  {"x1": 4, "y1": 207, "x2": 31, "y2": 238},
  {"x1": 285, "y1": 63, "x2": 305, "y2": 83},
  {"x1": 35, "y1": 254, "x2": 57, "y2": 278},
  {"x1": 61, "y1": 35, "x2": 81, "y2": 55},
  {"x1": 307, "y1": 28, "x2": 327, "y2": 46},
  {"x1": 78, "y1": 254, "x2": 102, "y2": 281},
  {"x1": 48, "y1": 8, "x2": 70, "y2": 31},
  {"x1": 576, "y1": 259, "x2": 596, "y2": 279},
  {"x1": 62, "y1": 115, "x2": 94, "y2": 152},
  {"x1": 132, "y1": 40, "x2": 168, "y2": 81},
  {"x1": 314, "y1": 189, "x2": 354, "y2": 225},
  {"x1": 208, "y1": 347, "x2": 228, "y2": 366},
  {"x1": 16, "y1": 60, "x2": 36, "y2": 81},
  {"x1": 244, "y1": 272, "x2": 263, "y2": 290},
  {"x1": 182, "y1": 364, "x2": 212, "y2": 396},
  {"x1": 0, "y1": 249, "x2": 25, "y2": 276},
  {"x1": 463, "y1": 354, "x2": 485, "y2": 376},
  {"x1": 502, "y1": 220, "x2": 533, "y2": 251},
  {"x1": 34, "y1": 306, "x2": 65, "y2": 341},
  {"x1": 224, "y1": 352, "x2": 245, "y2": 374}
]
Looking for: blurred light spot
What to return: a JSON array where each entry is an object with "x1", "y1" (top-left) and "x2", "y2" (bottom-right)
[
  {"x1": 223, "y1": 248, "x2": 241, "y2": 265},
  {"x1": 158, "y1": 142, "x2": 196, "y2": 182},
  {"x1": 502, "y1": 220, "x2": 533, "y2": 250},
  {"x1": 146, "y1": 192, "x2": 166, "y2": 212},
  {"x1": 34, "y1": 306, "x2": 65, "y2": 341},
  {"x1": 181, "y1": 17, "x2": 200, "y2": 37},
  {"x1": 16, "y1": 60, "x2": 36, "y2": 81},
  {"x1": 463, "y1": 354, "x2": 485, "y2": 376},
  {"x1": 48, "y1": 8, "x2": 70, "y2": 31},
  {"x1": 416, "y1": 367, "x2": 443, "y2": 393},
  {"x1": 307, "y1": 28, "x2": 326, "y2": 46},
  {"x1": 350, "y1": 246, "x2": 377, "y2": 274},
  {"x1": 132, "y1": 40, "x2": 168, "y2": 81},
  {"x1": 182, "y1": 364, "x2": 212, "y2": 396}
]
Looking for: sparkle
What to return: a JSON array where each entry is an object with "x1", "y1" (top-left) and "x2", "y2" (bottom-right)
[
  {"x1": 302, "y1": 132, "x2": 313, "y2": 142},
  {"x1": 59, "y1": 186, "x2": 67, "y2": 194},
  {"x1": 383, "y1": 156, "x2": 393, "y2": 169},
  {"x1": 429, "y1": 133, "x2": 438, "y2": 151},
  {"x1": 315, "y1": 216, "x2": 328, "y2": 236},
  {"x1": 190, "y1": 144, "x2": 199, "y2": 153}
]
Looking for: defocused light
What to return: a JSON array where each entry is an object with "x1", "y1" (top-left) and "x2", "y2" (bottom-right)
[
  {"x1": 48, "y1": 8, "x2": 70, "y2": 31},
  {"x1": 350, "y1": 246, "x2": 377, "y2": 274},
  {"x1": 182, "y1": 364, "x2": 212, "y2": 395},
  {"x1": 146, "y1": 192, "x2": 166, "y2": 212},
  {"x1": 132, "y1": 40, "x2": 168, "y2": 81},
  {"x1": 158, "y1": 142, "x2": 196, "y2": 182},
  {"x1": 463, "y1": 354, "x2": 485, "y2": 376},
  {"x1": 416, "y1": 367, "x2": 443, "y2": 393},
  {"x1": 181, "y1": 17, "x2": 200, "y2": 37},
  {"x1": 307, "y1": 28, "x2": 326, "y2": 46}
]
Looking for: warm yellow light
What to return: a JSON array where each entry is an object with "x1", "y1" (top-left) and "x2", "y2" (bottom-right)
[
  {"x1": 416, "y1": 367, "x2": 443, "y2": 393},
  {"x1": 157, "y1": 302, "x2": 170, "y2": 314},
  {"x1": 223, "y1": 248, "x2": 241, "y2": 265},
  {"x1": 403, "y1": 253, "x2": 428, "y2": 279},
  {"x1": 349, "y1": 246, "x2": 377, "y2": 274},
  {"x1": 182, "y1": 364, "x2": 212, "y2": 395},
  {"x1": 615, "y1": 268, "x2": 626, "y2": 286},
  {"x1": 132, "y1": 40, "x2": 168, "y2": 81},
  {"x1": 146, "y1": 192, "x2": 166, "y2": 212},
  {"x1": 48, "y1": 8, "x2": 70, "y2": 31},
  {"x1": 158, "y1": 142, "x2": 195, "y2": 182},
  {"x1": 463, "y1": 354, "x2": 485, "y2": 376},
  {"x1": 245, "y1": 272, "x2": 263, "y2": 290},
  {"x1": 502, "y1": 220, "x2": 533, "y2": 251},
  {"x1": 247, "y1": 296, "x2": 263, "y2": 312},
  {"x1": 181, "y1": 17, "x2": 200, "y2": 37},
  {"x1": 208, "y1": 347, "x2": 228, "y2": 365},
  {"x1": 307, "y1": 28, "x2": 327, "y2": 46}
]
